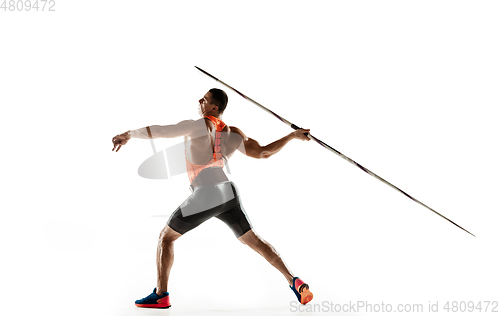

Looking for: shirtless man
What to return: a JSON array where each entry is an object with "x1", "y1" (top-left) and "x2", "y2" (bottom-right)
[{"x1": 111, "y1": 88, "x2": 313, "y2": 308}]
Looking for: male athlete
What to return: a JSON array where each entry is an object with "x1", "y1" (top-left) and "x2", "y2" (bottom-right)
[{"x1": 111, "y1": 88, "x2": 313, "y2": 308}]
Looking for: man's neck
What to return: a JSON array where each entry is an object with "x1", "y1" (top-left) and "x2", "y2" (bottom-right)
[{"x1": 204, "y1": 114, "x2": 220, "y2": 119}]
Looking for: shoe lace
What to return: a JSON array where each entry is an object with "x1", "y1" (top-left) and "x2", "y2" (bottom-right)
[{"x1": 142, "y1": 291, "x2": 159, "y2": 300}]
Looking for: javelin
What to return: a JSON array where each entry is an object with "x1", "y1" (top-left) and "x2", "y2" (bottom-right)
[{"x1": 195, "y1": 66, "x2": 475, "y2": 237}]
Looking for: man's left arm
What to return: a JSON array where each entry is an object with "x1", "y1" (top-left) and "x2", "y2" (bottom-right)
[
  {"x1": 258, "y1": 128, "x2": 311, "y2": 158},
  {"x1": 229, "y1": 126, "x2": 310, "y2": 159}
]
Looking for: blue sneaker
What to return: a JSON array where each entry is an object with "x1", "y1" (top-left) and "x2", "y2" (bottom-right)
[{"x1": 135, "y1": 288, "x2": 171, "y2": 308}]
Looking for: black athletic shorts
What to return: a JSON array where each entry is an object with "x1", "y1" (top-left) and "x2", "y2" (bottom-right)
[{"x1": 167, "y1": 181, "x2": 253, "y2": 238}]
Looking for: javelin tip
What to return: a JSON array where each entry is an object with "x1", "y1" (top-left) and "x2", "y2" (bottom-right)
[{"x1": 194, "y1": 66, "x2": 219, "y2": 81}]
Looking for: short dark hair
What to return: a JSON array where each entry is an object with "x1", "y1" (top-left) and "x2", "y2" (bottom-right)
[{"x1": 209, "y1": 88, "x2": 228, "y2": 114}]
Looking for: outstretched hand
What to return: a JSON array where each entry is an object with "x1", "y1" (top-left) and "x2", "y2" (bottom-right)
[
  {"x1": 292, "y1": 128, "x2": 311, "y2": 141},
  {"x1": 112, "y1": 131, "x2": 131, "y2": 152}
]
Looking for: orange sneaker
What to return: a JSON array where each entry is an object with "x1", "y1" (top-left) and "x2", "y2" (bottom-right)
[{"x1": 289, "y1": 277, "x2": 313, "y2": 305}]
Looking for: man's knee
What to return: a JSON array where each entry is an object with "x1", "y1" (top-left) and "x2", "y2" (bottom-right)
[{"x1": 159, "y1": 226, "x2": 182, "y2": 243}]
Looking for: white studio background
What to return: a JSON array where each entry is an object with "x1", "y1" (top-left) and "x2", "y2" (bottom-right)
[{"x1": 1, "y1": 1, "x2": 499, "y2": 316}]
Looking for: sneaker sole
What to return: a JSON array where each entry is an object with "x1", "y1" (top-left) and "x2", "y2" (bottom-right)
[
  {"x1": 135, "y1": 304, "x2": 171, "y2": 309},
  {"x1": 299, "y1": 284, "x2": 313, "y2": 305}
]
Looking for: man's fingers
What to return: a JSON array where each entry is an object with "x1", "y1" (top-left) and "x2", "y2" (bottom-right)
[
  {"x1": 298, "y1": 129, "x2": 311, "y2": 141},
  {"x1": 112, "y1": 136, "x2": 122, "y2": 151},
  {"x1": 116, "y1": 144, "x2": 122, "y2": 152}
]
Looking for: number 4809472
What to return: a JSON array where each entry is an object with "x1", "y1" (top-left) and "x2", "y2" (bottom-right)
[{"x1": 1, "y1": 0, "x2": 56, "y2": 11}]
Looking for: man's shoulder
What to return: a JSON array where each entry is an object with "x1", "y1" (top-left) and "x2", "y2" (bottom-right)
[
  {"x1": 176, "y1": 119, "x2": 201, "y2": 130},
  {"x1": 227, "y1": 126, "x2": 248, "y2": 140},
  {"x1": 176, "y1": 118, "x2": 197, "y2": 125},
  {"x1": 175, "y1": 118, "x2": 209, "y2": 137},
  {"x1": 228, "y1": 125, "x2": 243, "y2": 134}
]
